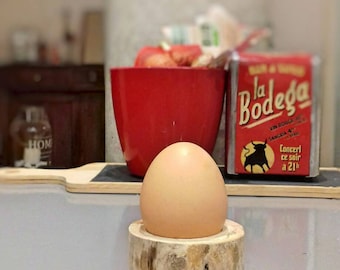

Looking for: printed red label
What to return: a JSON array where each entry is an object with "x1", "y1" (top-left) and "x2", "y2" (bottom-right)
[{"x1": 233, "y1": 53, "x2": 313, "y2": 175}]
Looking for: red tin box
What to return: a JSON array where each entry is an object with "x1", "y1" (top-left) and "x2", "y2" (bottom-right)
[{"x1": 225, "y1": 52, "x2": 321, "y2": 177}]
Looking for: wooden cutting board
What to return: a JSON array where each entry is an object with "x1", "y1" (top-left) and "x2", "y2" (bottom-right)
[{"x1": 0, "y1": 163, "x2": 339, "y2": 199}]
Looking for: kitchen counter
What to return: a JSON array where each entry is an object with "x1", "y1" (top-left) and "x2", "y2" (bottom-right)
[{"x1": 0, "y1": 183, "x2": 339, "y2": 270}]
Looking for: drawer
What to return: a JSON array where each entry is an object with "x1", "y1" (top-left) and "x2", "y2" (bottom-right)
[
  {"x1": 69, "y1": 65, "x2": 104, "y2": 91},
  {"x1": 6, "y1": 66, "x2": 71, "y2": 92}
]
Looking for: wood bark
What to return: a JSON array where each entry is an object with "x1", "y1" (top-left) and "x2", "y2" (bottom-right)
[{"x1": 129, "y1": 219, "x2": 244, "y2": 270}]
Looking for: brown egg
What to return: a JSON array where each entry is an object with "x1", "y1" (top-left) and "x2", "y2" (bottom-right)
[{"x1": 140, "y1": 142, "x2": 227, "y2": 238}]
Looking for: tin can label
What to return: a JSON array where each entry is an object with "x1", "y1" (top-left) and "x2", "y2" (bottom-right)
[{"x1": 226, "y1": 52, "x2": 320, "y2": 176}]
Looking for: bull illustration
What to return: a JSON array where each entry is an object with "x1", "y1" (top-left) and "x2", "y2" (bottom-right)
[{"x1": 243, "y1": 140, "x2": 270, "y2": 173}]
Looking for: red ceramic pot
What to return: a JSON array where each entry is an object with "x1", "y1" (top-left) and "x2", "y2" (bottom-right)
[{"x1": 110, "y1": 67, "x2": 225, "y2": 177}]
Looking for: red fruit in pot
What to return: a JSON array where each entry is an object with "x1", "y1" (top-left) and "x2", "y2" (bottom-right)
[
  {"x1": 169, "y1": 45, "x2": 203, "y2": 66},
  {"x1": 143, "y1": 54, "x2": 177, "y2": 67},
  {"x1": 134, "y1": 47, "x2": 174, "y2": 67},
  {"x1": 134, "y1": 45, "x2": 203, "y2": 67}
]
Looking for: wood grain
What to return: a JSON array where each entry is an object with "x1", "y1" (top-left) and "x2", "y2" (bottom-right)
[{"x1": 0, "y1": 163, "x2": 339, "y2": 199}]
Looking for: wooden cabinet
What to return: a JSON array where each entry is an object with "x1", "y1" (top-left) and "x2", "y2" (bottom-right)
[{"x1": 0, "y1": 65, "x2": 105, "y2": 168}]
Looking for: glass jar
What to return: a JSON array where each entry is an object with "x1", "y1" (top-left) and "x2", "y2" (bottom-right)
[{"x1": 10, "y1": 106, "x2": 53, "y2": 168}]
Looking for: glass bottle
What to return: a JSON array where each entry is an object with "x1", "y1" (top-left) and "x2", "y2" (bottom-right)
[{"x1": 10, "y1": 106, "x2": 53, "y2": 168}]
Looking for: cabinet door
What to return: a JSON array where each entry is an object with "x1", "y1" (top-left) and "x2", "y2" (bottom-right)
[
  {"x1": 0, "y1": 88, "x2": 9, "y2": 166},
  {"x1": 72, "y1": 92, "x2": 105, "y2": 165},
  {"x1": 2, "y1": 65, "x2": 105, "y2": 168},
  {"x1": 8, "y1": 93, "x2": 75, "y2": 168}
]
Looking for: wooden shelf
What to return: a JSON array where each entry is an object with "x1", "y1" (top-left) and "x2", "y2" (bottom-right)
[{"x1": 0, "y1": 64, "x2": 105, "y2": 168}]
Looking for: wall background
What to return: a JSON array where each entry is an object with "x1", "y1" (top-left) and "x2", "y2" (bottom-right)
[
  {"x1": 0, "y1": 0, "x2": 338, "y2": 166},
  {"x1": 104, "y1": 0, "x2": 337, "y2": 167},
  {"x1": 0, "y1": 0, "x2": 103, "y2": 63}
]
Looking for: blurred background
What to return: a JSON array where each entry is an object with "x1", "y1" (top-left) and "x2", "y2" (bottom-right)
[
  {"x1": 0, "y1": 0, "x2": 103, "y2": 64},
  {"x1": 0, "y1": 0, "x2": 339, "y2": 168}
]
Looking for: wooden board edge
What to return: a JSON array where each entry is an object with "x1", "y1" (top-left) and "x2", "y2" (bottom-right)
[
  {"x1": 65, "y1": 182, "x2": 142, "y2": 194},
  {"x1": 0, "y1": 176, "x2": 67, "y2": 186},
  {"x1": 1, "y1": 163, "x2": 339, "y2": 199},
  {"x1": 64, "y1": 182, "x2": 340, "y2": 199},
  {"x1": 227, "y1": 184, "x2": 340, "y2": 199},
  {"x1": 2, "y1": 180, "x2": 339, "y2": 199}
]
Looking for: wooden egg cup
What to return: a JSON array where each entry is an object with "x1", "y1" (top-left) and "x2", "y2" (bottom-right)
[{"x1": 129, "y1": 219, "x2": 244, "y2": 270}]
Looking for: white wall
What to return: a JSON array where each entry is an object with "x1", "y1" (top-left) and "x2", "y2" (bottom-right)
[
  {"x1": 266, "y1": 0, "x2": 323, "y2": 54},
  {"x1": 0, "y1": 0, "x2": 104, "y2": 63},
  {"x1": 331, "y1": 0, "x2": 340, "y2": 166}
]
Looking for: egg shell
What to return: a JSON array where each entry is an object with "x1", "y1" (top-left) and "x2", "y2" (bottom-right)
[{"x1": 140, "y1": 142, "x2": 227, "y2": 239}]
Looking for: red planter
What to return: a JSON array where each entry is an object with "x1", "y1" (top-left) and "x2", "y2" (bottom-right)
[{"x1": 110, "y1": 67, "x2": 225, "y2": 177}]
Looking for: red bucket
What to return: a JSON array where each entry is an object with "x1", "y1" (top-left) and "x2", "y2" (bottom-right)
[{"x1": 110, "y1": 67, "x2": 225, "y2": 177}]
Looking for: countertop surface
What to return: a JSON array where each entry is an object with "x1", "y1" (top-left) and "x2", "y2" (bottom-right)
[{"x1": 0, "y1": 183, "x2": 339, "y2": 270}]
